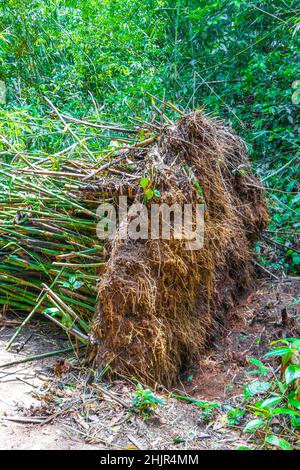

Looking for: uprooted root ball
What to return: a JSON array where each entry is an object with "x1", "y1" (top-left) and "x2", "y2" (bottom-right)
[{"x1": 92, "y1": 112, "x2": 268, "y2": 387}]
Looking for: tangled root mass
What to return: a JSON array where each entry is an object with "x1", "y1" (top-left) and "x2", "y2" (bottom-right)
[{"x1": 92, "y1": 112, "x2": 268, "y2": 387}]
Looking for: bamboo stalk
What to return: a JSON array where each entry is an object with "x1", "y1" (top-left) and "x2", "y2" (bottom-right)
[
  {"x1": 5, "y1": 268, "x2": 65, "y2": 350},
  {"x1": 0, "y1": 346, "x2": 84, "y2": 369}
]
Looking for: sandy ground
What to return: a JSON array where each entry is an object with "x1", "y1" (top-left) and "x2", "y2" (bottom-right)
[
  {"x1": 0, "y1": 334, "x2": 243, "y2": 450},
  {"x1": 0, "y1": 324, "x2": 245, "y2": 450},
  {"x1": 0, "y1": 278, "x2": 299, "y2": 450},
  {"x1": 0, "y1": 326, "x2": 100, "y2": 450}
]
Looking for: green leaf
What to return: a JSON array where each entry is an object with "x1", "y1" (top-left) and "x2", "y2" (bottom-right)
[
  {"x1": 291, "y1": 415, "x2": 300, "y2": 428},
  {"x1": 248, "y1": 358, "x2": 266, "y2": 368},
  {"x1": 259, "y1": 396, "x2": 282, "y2": 409},
  {"x1": 264, "y1": 347, "x2": 293, "y2": 358},
  {"x1": 173, "y1": 437, "x2": 186, "y2": 444},
  {"x1": 248, "y1": 357, "x2": 269, "y2": 376},
  {"x1": 271, "y1": 408, "x2": 300, "y2": 417},
  {"x1": 244, "y1": 380, "x2": 271, "y2": 397},
  {"x1": 265, "y1": 435, "x2": 293, "y2": 450},
  {"x1": 244, "y1": 418, "x2": 265, "y2": 433},
  {"x1": 288, "y1": 392, "x2": 300, "y2": 410},
  {"x1": 140, "y1": 177, "x2": 149, "y2": 189},
  {"x1": 227, "y1": 407, "x2": 245, "y2": 424},
  {"x1": 284, "y1": 364, "x2": 300, "y2": 385},
  {"x1": 145, "y1": 188, "x2": 154, "y2": 200},
  {"x1": 43, "y1": 307, "x2": 59, "y2": 316}
]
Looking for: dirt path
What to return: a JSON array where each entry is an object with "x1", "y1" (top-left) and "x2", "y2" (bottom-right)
[
  {"x1": 0, "y1": 278, "x2": 299, "y2": 450},
  {"x1": 0, "y1": 327, "x2": 99, "y2": 449},
  {"x1": 0, "y1": 325, "x2": 244, "y2": 450},
  {"x1": 0, "y1": 334, "x2": 244, "y2": 450}
]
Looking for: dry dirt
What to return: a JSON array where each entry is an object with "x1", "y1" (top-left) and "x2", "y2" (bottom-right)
[
  {"x1": 0, "y1": 278, "x2": 299, "y2": 450},
  {"x1": 184, "y1": 277, "x2": 300, "y2": 400},
  {"x1": 0, "y1": 324, "x2": 99, "y2": 450}
]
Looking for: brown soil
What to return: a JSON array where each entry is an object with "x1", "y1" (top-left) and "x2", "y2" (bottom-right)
[
  {"x1": 1, "y1": 278, "x2": 298, "y2": 450},
  {"x1": 184, "y1": 278, "x2": 300, "y2": 401}
]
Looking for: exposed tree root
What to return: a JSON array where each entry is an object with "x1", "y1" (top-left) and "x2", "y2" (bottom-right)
[{"x1": 92, "y1": 112, "x2": 269, "y2": 387}]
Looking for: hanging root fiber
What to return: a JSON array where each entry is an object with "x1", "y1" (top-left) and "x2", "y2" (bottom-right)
[{"x1": 92, "y1": 111, "x2": 269, "y2": 387}]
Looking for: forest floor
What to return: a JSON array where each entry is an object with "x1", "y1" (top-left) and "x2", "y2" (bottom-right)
[{"x1": 0, "y1": 278, "x2": 299, "y2": 450}]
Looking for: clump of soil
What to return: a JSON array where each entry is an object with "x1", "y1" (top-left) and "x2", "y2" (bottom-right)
[{"x1": 92, "y1": 112, "x2": 268, "y2": 387}]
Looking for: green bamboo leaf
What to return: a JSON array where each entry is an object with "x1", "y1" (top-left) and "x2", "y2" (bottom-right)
[
  {"x1": 284, "y1": 364, "x2": 300, "y2": 385},
  {"x1": 260, "y1": 396, "x2": 282, "y2": 409},
  {"x1": 145, "y1": 188, "x2": 154, "y2": 200},
  {"x1": 264, "y1": 347, "x2": 293, "y2": 358},
  {"x1": 140, "y1": 177, "x2": 149, "y2": 189},
  {"x1": 265, "y1": 435, "x2": 293, "y2": 450},
  {"x1": 248, "y1": 357, "x2": 269, "y2": 375},
  {"x1": 271, "y1": 408, "x2": 300, "y2": 417},
  {"x1": 244, "y1": 418, "x2": 265, "y2": 433},
  {"x1": 288, "y1": 392, "x2": 300, "y2": 410}
]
